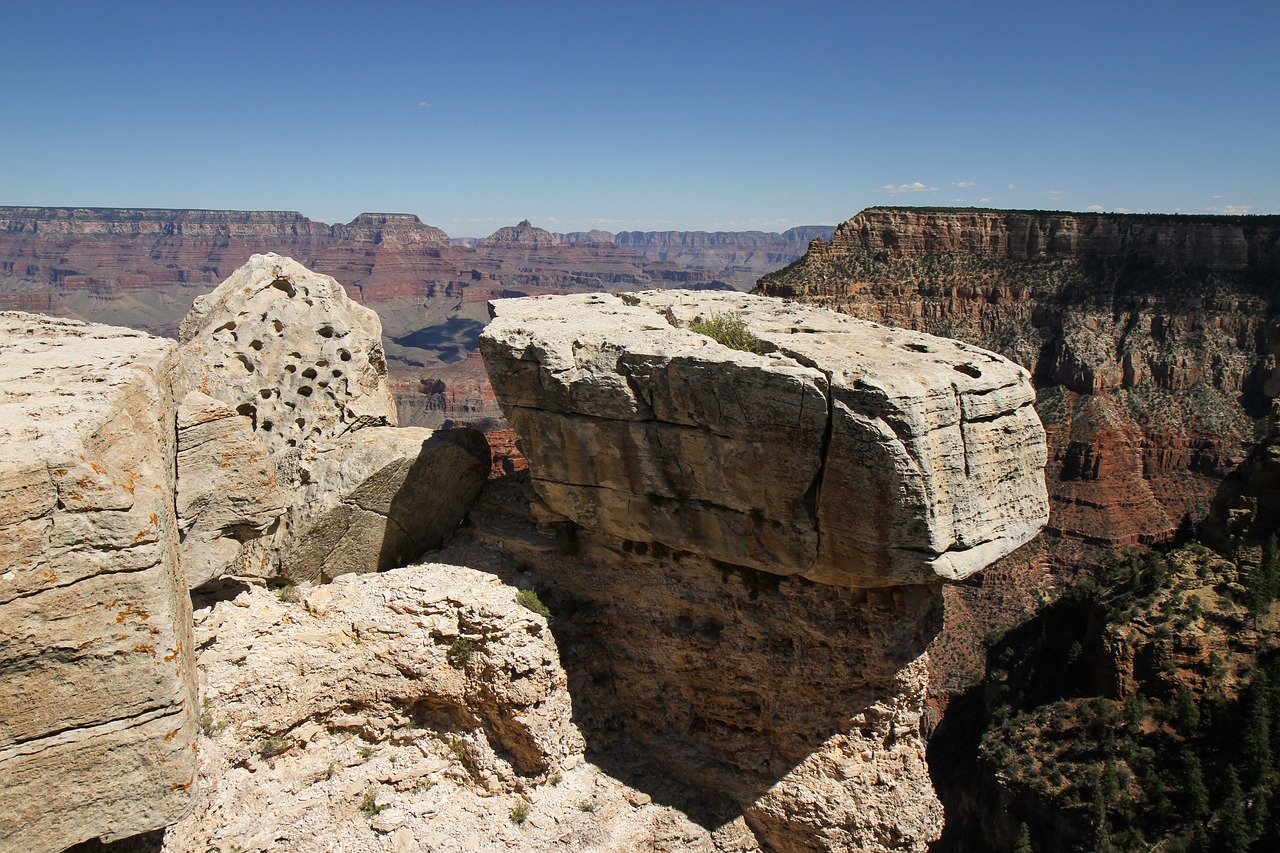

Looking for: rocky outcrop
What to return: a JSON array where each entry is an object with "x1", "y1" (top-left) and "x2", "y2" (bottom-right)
[
  {"x1": 0, "y1": 313, "x2": 196, "y2": 852},
  {"x1": 480, "y1": 291, "x2": 1047, "y2": 587},
  {"x1": 174, "y1": 254, "x2": 488, "y2": 585},
  {"x1": 175, "y1": 392, "x2": 288, "y2": 589},
  {"x1": 480, "y1": 219, "x2": 560, "y2": 246},
  {"x1": 479, "y1": 291, "x2": 1049, "y2": 850}
]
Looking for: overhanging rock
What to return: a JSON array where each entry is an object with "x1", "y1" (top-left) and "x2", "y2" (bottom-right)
[{"x1": 480, "y1": 291, "x2": 1049, "y2": 587}]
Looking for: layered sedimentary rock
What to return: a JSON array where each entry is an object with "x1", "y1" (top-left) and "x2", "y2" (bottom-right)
[
  {"x1": 480, "y1": 291, "x2": 1048, "y2": 587},
  {"x1": 0, "y1": 314, "x2": 196, "y2": 851},
  {"x1": 758, "y1": 207, "x2": 1280, "y2": 549},
  {"x1": 479, "y1": 291, "x2": 1049, "y2": 850}
]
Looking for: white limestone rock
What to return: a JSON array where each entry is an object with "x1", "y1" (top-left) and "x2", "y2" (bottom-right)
[
  {"x1": 0, "y1": 313, "x2": 196, "y2": 852},
  {"x1": 178, "y1": 252, "x2": 396, "y2": 459},
  {"x1": 281, "y1": 426, "x2": 490, "y2": 583},
  {"x1": 176, "y1": 391, "x2": 288, "y2": 589},
  {"x1": 479, "y1": 291, "x2": 1049, "y2": 587}
]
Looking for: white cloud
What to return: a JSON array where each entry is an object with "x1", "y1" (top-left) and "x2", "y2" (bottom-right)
[
  {"x1": 873, "y1": 181, "x2": 939, "y2": 195},
  {"x1": 1045, "y1": 189, "x2": 1067, "y2": 198},
  {"x1": 979, "y1": 197, "x2": 993, "y2": 204},
  {"x1": 418, "y1": 101, "x2": 432, "y2": 107},
  {"x1": 951, "y1": 181, "x2": 975, "y2": 188},
  {"x1": 1007, "y1": 184, "x2": 1017, "y2": 189},
  {"x1": 1208, "y1": 204, "x2": 1253, "y2": 215},
  {"x1": 1085, "y1": 204, "x2": 1105, "y2": 212}
]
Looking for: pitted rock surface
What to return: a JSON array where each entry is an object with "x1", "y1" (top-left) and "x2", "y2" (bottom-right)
[
  {"x1": 480, "y1": 291, "x2": 1049, "y2": 587},
  {"x1": 179, "y1": 252, "x2": 396, "y2": 458}
]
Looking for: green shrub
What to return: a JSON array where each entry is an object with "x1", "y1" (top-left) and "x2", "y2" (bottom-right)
[
  {"x1": 360, "y1": 785, "x2": 388, "y2": 819},
  {"x1": 276, "y1": 583, "x2": 301, "y2": 603},
  {"x1": 687, "y1": 312, "x2": 768, "y2": 354},
  {"x1": 516, "y1": 588, "x2": 551, "y2": 618},
  {"x1": 510, "y1": 801, "x2": 531, "y2": 824},
  {"x1": 258, "y1": 734, "x2": 290, "y2": 759},
  {"x1": 448, "y1": 637, "x2": 476, "y2": 667}
]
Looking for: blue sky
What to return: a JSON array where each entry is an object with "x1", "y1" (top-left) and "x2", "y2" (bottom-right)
[{"x1": 2, "y1": 1, "x2": 1276, "y2": 235}]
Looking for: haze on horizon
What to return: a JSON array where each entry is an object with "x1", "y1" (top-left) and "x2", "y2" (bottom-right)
[{"x1": 1, "y1": 0, "x2": 1275, "y2": 237}]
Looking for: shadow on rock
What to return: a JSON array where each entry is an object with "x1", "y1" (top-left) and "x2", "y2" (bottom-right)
[{"x1": 466, "y1": 475, "x2": 946, "y2": 851}]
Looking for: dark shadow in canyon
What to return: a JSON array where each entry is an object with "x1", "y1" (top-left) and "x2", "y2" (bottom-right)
[
  {"x1": 392, "y1": 316, "x2": 485, "y2": 364},
  {"x1": 463, "y1": 473, "x2": 945, "y2": 847}
]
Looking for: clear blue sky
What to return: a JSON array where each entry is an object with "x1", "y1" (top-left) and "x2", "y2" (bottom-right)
[{"x1": 2, "y1": 1, "x2": 1276, "y2": 236}]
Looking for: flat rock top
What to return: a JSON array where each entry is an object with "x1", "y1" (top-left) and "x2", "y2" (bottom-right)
[
  {"x1": 482, "y1": 291, "x2": 1048, "y2": 587},
  {"x1": 0, "y1": 311, "x2": 174, "y2": 464}
]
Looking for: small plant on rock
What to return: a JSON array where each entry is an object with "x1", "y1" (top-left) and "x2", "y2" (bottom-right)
[
  {"x1": 276, "y1": 583, "x2": 302, "y2": 603},
  {"x1": 510, "y1": 801, "x2": 531, "y2": 824},
  {"x1": 516, "y1": 588, "x2": 551, "y2": 618},
  {"x1": 360, "y1": 785, "x2": 389, "y2": 819},
  {"x1": 577, "y1": 798, "x2": 598, "y2": 813},
  {"x1": 258, "y1": 734, "x2": 290, "y2": 760},
  {"x1": 448, "y1": 637, "x2": 476, "y2": 667},
  {"x1": 687, "y1": 312, "x2": 768, "y2": 354}
]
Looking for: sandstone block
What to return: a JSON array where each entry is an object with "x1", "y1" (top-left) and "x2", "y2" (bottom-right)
[
  {"x1": 0, "y1": 312, "x2": 196, "y2": 852},
  {"x1": 176, "y1": 391, "x2": 288, "y2": 589},
  {"x1": 480, "y1": 291, "x2": 1048, "y2": 586}
]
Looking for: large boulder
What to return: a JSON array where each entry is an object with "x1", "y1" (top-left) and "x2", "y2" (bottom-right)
[
  {"x1": 0, "y1": 313, "x2": 196, "y2": 851},
  {"x1": 178, "y1": 252, "x2": 396, "y2": 458},
  {"x1": 281, "y1": 427, "x2": 490, "y2": 583},
  {"x1": 176, "y1": 255, "x2": 487, "y2": 585},
  {"x1": 480, "y1": 291, "x2": 1049, "y2": 587}
]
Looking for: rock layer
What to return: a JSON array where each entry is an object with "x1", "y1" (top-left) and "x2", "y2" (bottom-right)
[
  {"x1": 0, "y1": 313, "x2": 196, "y2": 851},
  {"x1": 480, "y1": 291, "x2": 1048, "y2": 587}
]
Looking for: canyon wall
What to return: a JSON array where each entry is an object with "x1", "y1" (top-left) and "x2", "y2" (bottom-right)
[{"x1": 759, "y1": 207, "x2": 1280, "y2": 551}]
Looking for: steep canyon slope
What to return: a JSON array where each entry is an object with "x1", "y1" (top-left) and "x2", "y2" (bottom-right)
[{"x1": 758, "y1": 207, "x2": 1280, "y2": 551}]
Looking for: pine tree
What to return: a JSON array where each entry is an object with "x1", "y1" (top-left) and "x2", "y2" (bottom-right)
[
  {"x1": 1243, "y1": 671, "x2": 1274, "y2": 786},
  {"x1": 1013, "y1": 822, "x2": 1033, "y2": 853},
  {"x1": 1182, "y1": 751, "x2": 1210, "y2": 821},
  {"x1": 1212, "y1": 767, "x2": 1251, "y2": 853}
]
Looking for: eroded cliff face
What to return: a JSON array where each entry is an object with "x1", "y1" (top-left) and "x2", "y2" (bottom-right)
[
  {"x1": 478, "y1": 292, "x2": 1049, "y2": 851},
  {"x1": 759, "y1": 207, "x2": 1280, "y2": 550}
]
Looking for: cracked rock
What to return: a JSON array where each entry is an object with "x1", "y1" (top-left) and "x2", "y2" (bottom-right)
[{"x1": 479, "y1": 291, "x2": 1048, "y2": 586}]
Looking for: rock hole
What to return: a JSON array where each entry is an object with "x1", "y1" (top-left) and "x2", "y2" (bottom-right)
[
  {"x1": 298, "y1": 468, "x2": 311, "y2": 485},
  {"x1": 234, "y1": 354, "x2": 256, "y2": 374},
  {"x1": 285, "y1": 438, "x2": 297, "y2": 447},
  {"x1": 214, "y1": 321, "x2": 236, "y2": 335},
  {"x1": 270, "y1": 277, "x2": 296, "y2": 297},
  {"x1": 236, "y1": 404, "x2": 257, "y2": 430},
  {"x1": 954, "y1": 363, "x2": 983, "y2": 378},
  {"x1": 273, "y1": 319, "x2": 284, "y2": 334},
  {"x1": 284, "y1": 364, "x2": 297, "y2": 374},
  {"x1": 304, "y1": 298, "x2": 314, "y2": 307},
  {"x1": 298, "y1": 386, "x2": 313, "y2": 397},
  {"x1": 905, "y1": 343, "x2": 930, "y2": 353},
  {"x1": 295, "y1": 418, "x2": 306, "y2": 428},
  {"x1": 302, "y1": 367, "x2": 318, "y2": 380},
  {"x1": 331, "y1": 369, "x2": 343, "y2": 378},
  {"x1": 338, "y1": 349, "x2": 351, "y2": 362},
  {"x1": 317, "y1": 325, "x2": 335, "y2": 339},
  {"x1": 290, "y1": 352, "x2": 303, "y2": 359},
  {"x1": 259, "y1": 388, "x2": 272, "y2": 399},
  {"x1": 317, "y1": 380, "x2": 329, "y2": 389},
  {"x1": 249, "y1": 340, "x2": 264, "y2": 352},
  {"x1": 261, "y1": 420, "x2": 274, "y2": 432}
]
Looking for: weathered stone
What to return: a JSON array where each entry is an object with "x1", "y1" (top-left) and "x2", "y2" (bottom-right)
[
  {"x1": 0, "y1": 312, "x2": 195, "y2": 851},
  {"x1": 176, "y1": 391, "x2": 288, "y2": 589},
  {"x1": 178, "y1": 252, "x2": 396, "y2": 458},
  {"x1": 479, "y1": 291, "x2": 1049, "y2": 587},
  {"x1": 281, "y1": 427, "x2": 490, "y2": 583}
]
